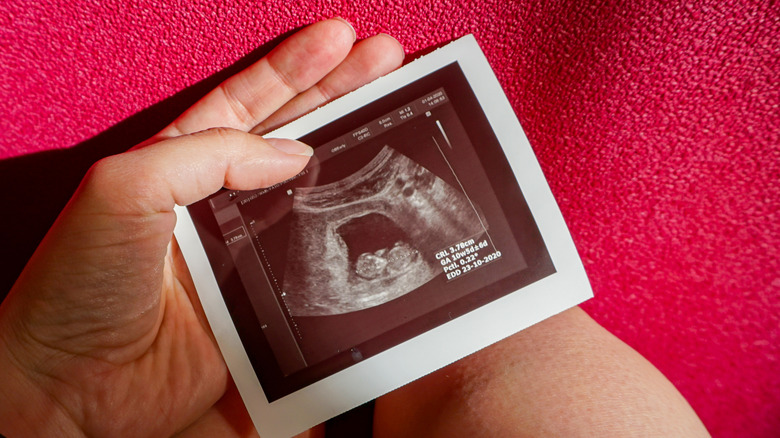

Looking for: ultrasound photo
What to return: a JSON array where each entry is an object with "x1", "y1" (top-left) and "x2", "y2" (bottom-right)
[
  {"x1": 282, "y1": 146, "x2": 485, "y2": 316},
  {"x1": 175, "y1": 37, "x2": 589, "y2": 438}
]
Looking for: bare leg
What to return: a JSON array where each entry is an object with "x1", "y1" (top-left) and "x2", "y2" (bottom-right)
[{"x1": 374, "y1": 307, "x2": 709, "y2": 437}]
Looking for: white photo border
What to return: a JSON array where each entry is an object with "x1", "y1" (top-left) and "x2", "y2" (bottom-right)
[{"x1": 174, "y1": 34, "x2": 592, "y2": 438}]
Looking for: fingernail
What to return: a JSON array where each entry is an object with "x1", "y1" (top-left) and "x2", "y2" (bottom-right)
[
  {"x1": 379, "y1": 32, "x2": 402, "y2": 48},
  {"x1": 265, "y1": 138, "x2": 314, "y2": 157},
  {"x1": 333, "y1": 17, "x2": 357, "y2": 41}
]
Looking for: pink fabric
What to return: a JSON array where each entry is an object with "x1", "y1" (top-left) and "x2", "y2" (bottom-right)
[{"x1": 1, "y1": 1, "x2": 778, "y2": 436}]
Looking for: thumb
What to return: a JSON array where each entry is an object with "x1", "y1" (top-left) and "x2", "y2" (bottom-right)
[
  {"x1": 43, "y1": 126, "x2": 312, "y2": 266},
  {"x1": 59, "y1": 127, "x2": 313, "y2": 259},
  {"x1": 81, "y1": 127, "x2": 313, "y2": 215},
  {"x1": 4, "y1": 128, "x2": 311, "y2": 357}
]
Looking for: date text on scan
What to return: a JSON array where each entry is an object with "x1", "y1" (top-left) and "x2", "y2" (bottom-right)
[{"x1": 436, "y1": 238, "x2": 502, "y2": 280}]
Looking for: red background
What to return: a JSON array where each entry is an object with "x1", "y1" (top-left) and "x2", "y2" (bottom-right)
[{"x1": 1, "y1": 1, "x2": 777, "y2": 436}]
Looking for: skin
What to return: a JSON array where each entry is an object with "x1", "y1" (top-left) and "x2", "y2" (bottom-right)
[
  {"x1": 374, "y1": 307, "x2": 710, "y2": 437},
  {"x1": 0, "y1": 18, "x2": 404, "y2": 438},
  {"x1": 0, "y1": 17, "x2": 710, "y2": 438}
]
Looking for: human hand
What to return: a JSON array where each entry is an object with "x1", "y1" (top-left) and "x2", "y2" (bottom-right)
[{"x1": 0, "y1": 18, "x2": 403, "y2": 438}]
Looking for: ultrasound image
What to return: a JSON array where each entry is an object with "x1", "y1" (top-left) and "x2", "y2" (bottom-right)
[{"x1": 282, "y1": 146, "x2": 485, "y2": 316}]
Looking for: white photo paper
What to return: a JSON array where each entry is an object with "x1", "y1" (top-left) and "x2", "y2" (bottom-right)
[{"x1": 174, "y1": 34, "x2": 592, "y2": 438}]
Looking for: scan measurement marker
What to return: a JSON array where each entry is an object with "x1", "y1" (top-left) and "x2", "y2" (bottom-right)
[
  {"x1": 249, "y1": 220, "x2": 307, "y2": 361},
  {"x1": 432, "y1": 136, "x2": 496, "y2": 250},
  {"x1": 435, "y1": 120, "x2": 453, "y2": 148}
]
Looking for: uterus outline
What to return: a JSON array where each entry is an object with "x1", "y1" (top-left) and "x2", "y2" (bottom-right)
[{"x1": 281, "y1": 146, "x2": 485, "y2": 316}]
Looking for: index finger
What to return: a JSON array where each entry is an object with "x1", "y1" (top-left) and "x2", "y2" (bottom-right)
[{"x1": 156, "y1": 18, "x2": 356, "y2": 139}]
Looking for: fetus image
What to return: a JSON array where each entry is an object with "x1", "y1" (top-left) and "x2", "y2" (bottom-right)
[{"x1": 283, "y1": 146, "x2": 485, "y2": 316}]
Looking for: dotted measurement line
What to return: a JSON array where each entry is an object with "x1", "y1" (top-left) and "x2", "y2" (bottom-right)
[
  {"x1": 432, "y1": 134, "x2": 496, "y2": 250},
  {"x1": 249, "y1": 222, "x2": 303, "y2": 341}
]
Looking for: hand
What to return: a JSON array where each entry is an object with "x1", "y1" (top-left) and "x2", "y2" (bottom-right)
[{"x1": 0, "y1": 18, "x2": 403, "y2": 438}]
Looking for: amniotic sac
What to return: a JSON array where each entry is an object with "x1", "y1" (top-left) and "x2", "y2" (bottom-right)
[{"x1": 282, "y1": 146, "x2": 485, "y2": 316}]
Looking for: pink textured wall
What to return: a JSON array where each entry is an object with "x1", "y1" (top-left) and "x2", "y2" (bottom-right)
[{"x1": 1, "y1": 1, "x2": 778, "y2": 436}]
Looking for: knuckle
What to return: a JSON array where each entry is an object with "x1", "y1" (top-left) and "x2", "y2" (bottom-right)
[
  {"x1": 316, "y1": 82, "x2": 334, "y2": 102},
  {"x1": 221, "y1": 79, "x2": 263, "y2": 128},
  {"x1": 87, "y1": 155, "x2": 124, "y2": 185},
  {"x1": 193, "y1": 127, "x2": 253, "y2": 155},
  {"x1": 196, "y1": 126, "x2": 243, "y2": 141},
  {"x1": 86, "y1": 152, "x2": 156, "y2": 205},
  {"x1": 269, "y1": 58, "x2": 303, "y2": 95},
  {"x1": 81, "y1": 155, "x2": 136, "y2": 205}
]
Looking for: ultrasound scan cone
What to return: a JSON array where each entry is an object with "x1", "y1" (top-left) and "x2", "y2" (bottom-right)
[{"x1": 282, "y1": 146, "x2": 485, "y2": 316}]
